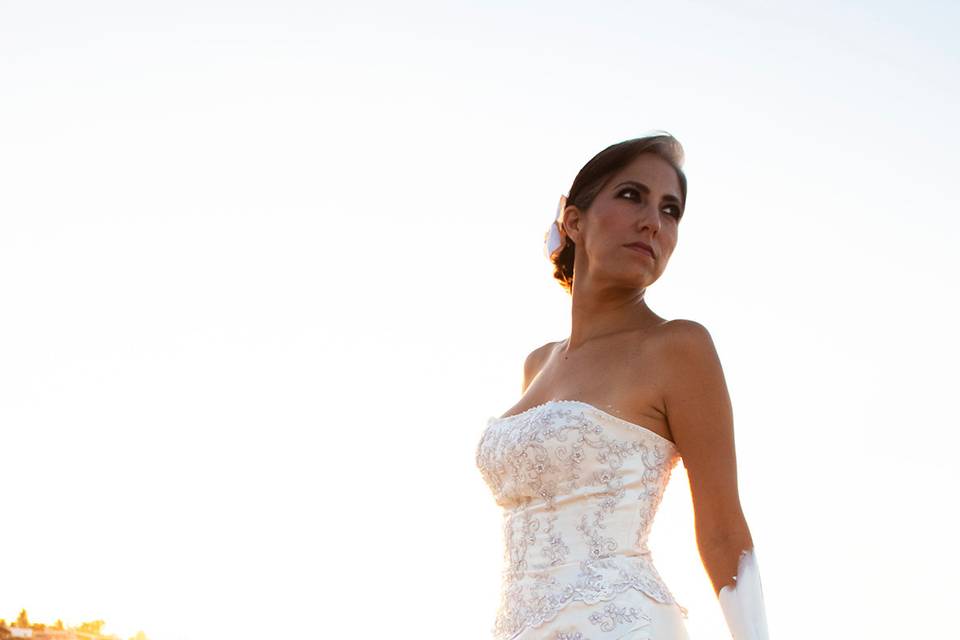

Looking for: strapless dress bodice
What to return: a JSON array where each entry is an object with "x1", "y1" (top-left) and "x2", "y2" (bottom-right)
[{"x1": 475, "y1": 399, "x2": 688, "y2": 640}]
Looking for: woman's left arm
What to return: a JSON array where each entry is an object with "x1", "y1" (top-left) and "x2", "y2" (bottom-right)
[{"x1": 660, "y1": 319, "x2": 770, "y2": 639}]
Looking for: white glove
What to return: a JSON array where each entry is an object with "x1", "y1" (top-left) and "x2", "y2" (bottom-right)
[{"x1": 718, "y1": 547, "x2": 770, "y2": 639}]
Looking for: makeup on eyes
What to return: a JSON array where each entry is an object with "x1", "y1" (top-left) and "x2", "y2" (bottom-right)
[{"x1": 616, "y1": 183, "x2": 683, "y2": 219}]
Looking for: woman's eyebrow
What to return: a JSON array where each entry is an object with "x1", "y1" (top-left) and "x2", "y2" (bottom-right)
[{"x1": 614, "y1": 179, "x2": 681, "y2": 203}]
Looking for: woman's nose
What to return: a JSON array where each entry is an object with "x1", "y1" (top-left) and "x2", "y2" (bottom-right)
[{"x1": 637, "y1": 203, "x2": 662, "y2": 233}]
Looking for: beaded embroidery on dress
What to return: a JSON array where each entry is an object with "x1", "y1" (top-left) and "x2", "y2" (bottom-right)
[{"x1": 476, "y1": 400, "x2": 690, "y2": 640}]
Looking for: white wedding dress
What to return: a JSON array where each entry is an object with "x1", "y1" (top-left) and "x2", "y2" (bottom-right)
[{"x1": 476, "y1": 400, "x2": 691, "y2": 640}]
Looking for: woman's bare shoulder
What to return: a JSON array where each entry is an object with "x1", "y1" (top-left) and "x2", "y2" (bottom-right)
[
  {"x1": 522, "y1": 340, "x2": 562, "y2": 390},
  {"x1": 650, "y1": 318, "x2": 712, "y2": 346},
  {"x1": 525, "y1": 340, "x2": 561, "y2": 369},
  {"x1": 639, "y1": 319, "x2": 719, "y2": 376}
]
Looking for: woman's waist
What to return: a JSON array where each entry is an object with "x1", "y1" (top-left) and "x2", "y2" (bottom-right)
[
  {"x1": 502, "y1": 507, "x2": 656, "y2": 568},
  {"x1": 504, "y1": 549, "x2": 656, "y2": 577}
]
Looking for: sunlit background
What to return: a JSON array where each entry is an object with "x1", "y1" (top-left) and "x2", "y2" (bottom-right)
[{"x1": 2, "y1": 1, "x2": 957, "y2": 639}]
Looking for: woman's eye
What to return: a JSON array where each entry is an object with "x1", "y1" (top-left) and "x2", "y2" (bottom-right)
[{"x1": 620, "y1": 188, "x2": 682, "y2": 219}]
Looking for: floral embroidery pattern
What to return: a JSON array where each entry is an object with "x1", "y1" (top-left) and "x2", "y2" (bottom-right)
[
  {"x1": 588, "y1": 601, "x2": 648, "y2": 632},
  {"x1": 543, "y1": 513, "x2": 571, "y2": 566},
  {"x1": 476, "y1": 400, "x2": 689, "y2": 640}
]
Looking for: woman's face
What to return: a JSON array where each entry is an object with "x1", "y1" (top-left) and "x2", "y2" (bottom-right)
[{"x1": 566, "y1": 152, "x2": 684, "y2": 292}]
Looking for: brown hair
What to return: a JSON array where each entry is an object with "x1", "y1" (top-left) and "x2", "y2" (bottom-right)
[{"x1": 550, "y1": 131, "x2": 687, "y2": 294}]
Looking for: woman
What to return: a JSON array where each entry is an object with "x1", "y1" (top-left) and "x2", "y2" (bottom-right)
[{"x1": 475, "y1": 131, "x2": 770, "y2": 639}]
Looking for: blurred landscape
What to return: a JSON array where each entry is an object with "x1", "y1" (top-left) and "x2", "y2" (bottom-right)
[{"x1": 0, "y1": 611, "x2": 147, "y2": 640}]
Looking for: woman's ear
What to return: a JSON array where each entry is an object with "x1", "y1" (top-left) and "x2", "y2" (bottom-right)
[{"x1": 563, "y1": 205, "x2": 583, "y2": 244}]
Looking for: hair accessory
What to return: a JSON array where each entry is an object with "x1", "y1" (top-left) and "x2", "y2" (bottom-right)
[{"x1": 544, "y1": 194, "x2": 569, "y2": 262}]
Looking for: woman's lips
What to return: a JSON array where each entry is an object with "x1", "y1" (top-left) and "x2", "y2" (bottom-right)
[{"x1": 624, "y1": 244, "x2": 654, "y2": 258}]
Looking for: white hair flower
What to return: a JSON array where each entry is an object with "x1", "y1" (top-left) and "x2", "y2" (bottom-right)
[{"x1": 544, "y1": 193, "x2": 569, "y2": 262}]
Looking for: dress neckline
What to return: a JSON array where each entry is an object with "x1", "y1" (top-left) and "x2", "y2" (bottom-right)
[{"x1": 488, "y1": 399, "x2": 677, "y2": 448}]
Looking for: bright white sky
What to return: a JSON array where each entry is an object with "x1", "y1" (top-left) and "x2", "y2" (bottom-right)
[{"x1": 1, "y1": 2, "x2": 957, "y2": 639}]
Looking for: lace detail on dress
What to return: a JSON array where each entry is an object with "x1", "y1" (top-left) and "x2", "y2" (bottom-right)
[
  {"x1": 476, "y1": 400, "x2": 688, "y2": 640},
  {"x1": 589, "y1": 601, "x2": 648, "y2": 632}
]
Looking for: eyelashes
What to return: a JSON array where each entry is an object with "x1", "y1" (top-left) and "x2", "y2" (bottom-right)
[{"x1": 618, "y1": 187, "x2": 682, "y2": 220}]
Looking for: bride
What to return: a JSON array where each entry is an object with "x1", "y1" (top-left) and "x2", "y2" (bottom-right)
[{"x1": 476, "y1": 131, "x2": 770, "y2": 639}]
